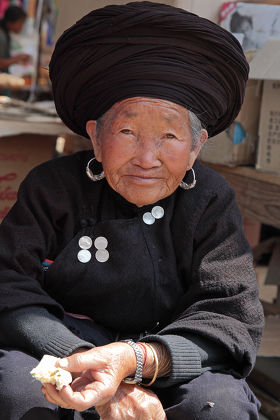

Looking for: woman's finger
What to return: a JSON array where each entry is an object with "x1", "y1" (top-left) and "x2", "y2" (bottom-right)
[
  {"x1": 41, "y1": 386, "x2": 58, "y2": 406},
  {"x1": 56, "y1": 349, "x2": 102, "y2": 373},
  {"x1": 43, "y1": 380, "x2": 113, "y2": 412},
  {"x1": 43, "y1": 384, "x2": 73, "y2": 409},
  {"x1": 60, "y1": 382, "x2": 115, "y2": 411}
]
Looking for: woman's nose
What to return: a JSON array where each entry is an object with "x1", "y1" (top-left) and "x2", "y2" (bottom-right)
[{"x1": 132, "y1": 139, "x2": 161, "y2": 168}]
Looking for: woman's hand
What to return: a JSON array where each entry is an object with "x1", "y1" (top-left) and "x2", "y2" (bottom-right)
[
  {"x1": 96, "y1": 382, "x2": 167, "y2": 420},
  {"x1": 42, "y1": 342, "x2": 137, "y2": 412}
]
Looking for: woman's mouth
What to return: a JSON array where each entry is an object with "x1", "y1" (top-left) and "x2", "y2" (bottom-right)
[{"x1": 124, "y1": 174, "x2": 161, "y2": 184}]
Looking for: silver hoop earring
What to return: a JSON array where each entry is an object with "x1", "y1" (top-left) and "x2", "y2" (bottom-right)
[
  {"x1": 86, "y1": 158, "x2": 105, "y2": 182},
  {"x1": 180, "y1": 168, "x2": 196, "y2": 190}
]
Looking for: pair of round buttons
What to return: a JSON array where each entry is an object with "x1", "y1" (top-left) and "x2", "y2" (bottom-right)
[
  {"x1": 95, "y1": 236, "x2": 109, "y2": 263},
  {"x1": 142, "y1": 206, "x2": 164, "y2": 225},
  {"x1": 77, "y1": 236, "x2": 109, "y2": 263}
]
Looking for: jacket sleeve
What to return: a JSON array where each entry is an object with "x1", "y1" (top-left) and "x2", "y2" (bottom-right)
[
  {"x1": 0, "y1": 162, "x2": 77, "y2": 316},
  {"x1": 0, "y1": 162, "x2": 90, "y2": 355},
  {"x1": 0, "y1": 306, "x2": 94, "y2": 358},
  {"x1": 142, "y1": 181, "x2": 264, "y2": 388}
]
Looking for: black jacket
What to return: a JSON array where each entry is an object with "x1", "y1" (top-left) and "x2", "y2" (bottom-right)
[{"x1": 0, "y1": 151, "x2": 264, "y2": 387}]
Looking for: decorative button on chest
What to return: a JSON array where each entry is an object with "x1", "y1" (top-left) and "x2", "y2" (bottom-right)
[
  {"x1": 95, "y1": 249, "x2": 110, "y2": 263},
  {"x1": 151, "y1": 206, "x2": 164, "y2": 219},
  {"x1": 94, "y1": 236, "x2": 108, "y2": 249},
  {"x1": 77, "y1": 234, "x2": 110, "y2": 263},
  {"x1": 143, "y1": 212, "x2": 155, "y2": 225},
  {"x1": 78, "y1": 236, "x2": 93, "y2": 250},
  {"x1": 77, "y1": 249, "x2": 92, "y2": 263}
]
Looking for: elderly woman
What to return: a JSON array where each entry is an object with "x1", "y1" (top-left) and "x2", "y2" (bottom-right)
[{"x1": 0, "y1": 2, "x2": 263, "y2": 420}]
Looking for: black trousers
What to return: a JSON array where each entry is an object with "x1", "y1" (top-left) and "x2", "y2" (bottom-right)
[{"x1": 0, "y1": 347, "x2": 260, "y2": 420}]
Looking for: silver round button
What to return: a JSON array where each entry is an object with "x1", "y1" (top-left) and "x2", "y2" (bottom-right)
[
  {"x1": 94, "y1": 236, "x2": 108, "y2": 249},
  {"x1": 143, "y1": 212, "x2": 155, "y2": 225},
  {"x1": 95, "y1": 249, "x2": 109, "y2": 263},
  {"x1": 78, "y1": 236, "x2": 92, "y2": 250},
  {"x1": 151, "y1": 206, "x2": 164, "y2": 219},
  {"x1": 77, "y1": 249, "x2": 92, "y2": 263}
]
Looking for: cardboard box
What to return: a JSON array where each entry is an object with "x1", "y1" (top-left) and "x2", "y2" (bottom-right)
[
  {"x1": 0, "y1": 135, "x2": 55, "y2": 222},
  {"x1": 255, "y1": 266, "x2": 278, "y2": 304},
  {"x1": 249, "y1": 38, "x2": 280, "y2": 174},
  {"x1": 200, "y1": 35, "x2": 280, "y2": 168},
  {"x1": 192, "y1": 1, "x2": 280, "y2": 167},
  {"x1": 249, "y1": 37, "x2": 280, "y2": 79},
  {"x1": 256, "y1": 80, "x2": 280, "y2": 173},
  {"x1": 258, "y1": 316, "x2": 280, "y2": 357},
  {"x1": 199, "y1": 78, "x2": 262, "y2": 166}
]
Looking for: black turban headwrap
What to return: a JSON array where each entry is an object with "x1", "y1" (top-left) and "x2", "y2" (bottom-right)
[{"x1": 49, "y1": 1, "x2": 249, "y2": 138}]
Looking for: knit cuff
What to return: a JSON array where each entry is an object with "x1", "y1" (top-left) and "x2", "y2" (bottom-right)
[
  {"x1": 140, "y1": 334, "x2": 202, "y2": 388},
  {"x1": 43, "y1": 335, "x2": 94, "y2": 358}
]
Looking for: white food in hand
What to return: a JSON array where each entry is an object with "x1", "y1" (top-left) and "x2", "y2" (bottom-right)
[{"x1": 30, "y1": 355, "x2": 72, "y2": 391}]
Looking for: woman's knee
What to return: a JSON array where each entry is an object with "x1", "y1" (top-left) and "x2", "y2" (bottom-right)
[
  {"x1": 160, "y1": 371, "x2": 260, "y2": 420},
  {"x1": 0, "y1": 348, "x2": 57, "y2": 419},
  {"x1": 0, "y1": 348, "x2": 39, "y2": 398}
]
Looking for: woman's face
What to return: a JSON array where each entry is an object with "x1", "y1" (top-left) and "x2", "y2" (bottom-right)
[{"x1": 86, "y1": 97, "x2": 207, "y2": 207}]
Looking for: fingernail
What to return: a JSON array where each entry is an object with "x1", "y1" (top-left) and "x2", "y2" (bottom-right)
[{"x1": 58, "y1": 358, "x2": 69, "y2": 368}]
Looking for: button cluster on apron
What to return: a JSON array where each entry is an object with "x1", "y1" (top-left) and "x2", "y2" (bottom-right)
[{"x1": 77, "y1": 236, "x2": 109, "y2": 263}]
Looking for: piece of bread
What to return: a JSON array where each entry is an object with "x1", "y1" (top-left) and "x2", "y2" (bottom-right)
[{"x1": 30, "y1": 355, "x2": 72, "y2": 391}]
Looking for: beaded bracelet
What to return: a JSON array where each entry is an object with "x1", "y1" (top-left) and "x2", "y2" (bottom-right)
[{"x1": 141, "y1": 342, "x2": 159, "y2": 387}]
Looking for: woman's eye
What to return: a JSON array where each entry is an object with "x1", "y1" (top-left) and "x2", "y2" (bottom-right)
[
  {"x1": 165, "y1": 133, "x2": 176, "y2": 139},
  {"x1": 120, "y1": 129, "x2": 133, "y2": 134}
]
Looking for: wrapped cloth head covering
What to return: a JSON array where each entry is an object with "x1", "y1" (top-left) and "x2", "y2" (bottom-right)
[{"x1": 49, "y1": 1, "x2": 249, "y2": 138}]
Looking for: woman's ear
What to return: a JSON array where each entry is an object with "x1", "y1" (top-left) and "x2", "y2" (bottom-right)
[
  {"x1": 86, "y1": 120, "x2": 102, "y2": 162},
  {"x1": 199, "y1": 129, "x2": 208, "y2": 146}
]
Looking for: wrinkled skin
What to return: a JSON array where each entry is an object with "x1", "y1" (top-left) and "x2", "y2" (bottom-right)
[
  {"x1": 42, "y1": 343, "x2": 166, "y2": 418},
  {"x1": 87, "y1": 97, "x2": 207, "y2": 207},
  {"x1": 96, "y1": 383, "x2": 167, "y2": 420},
  {"x1": 43, "y1": 343, "x2": 136, "y2": 411}
]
